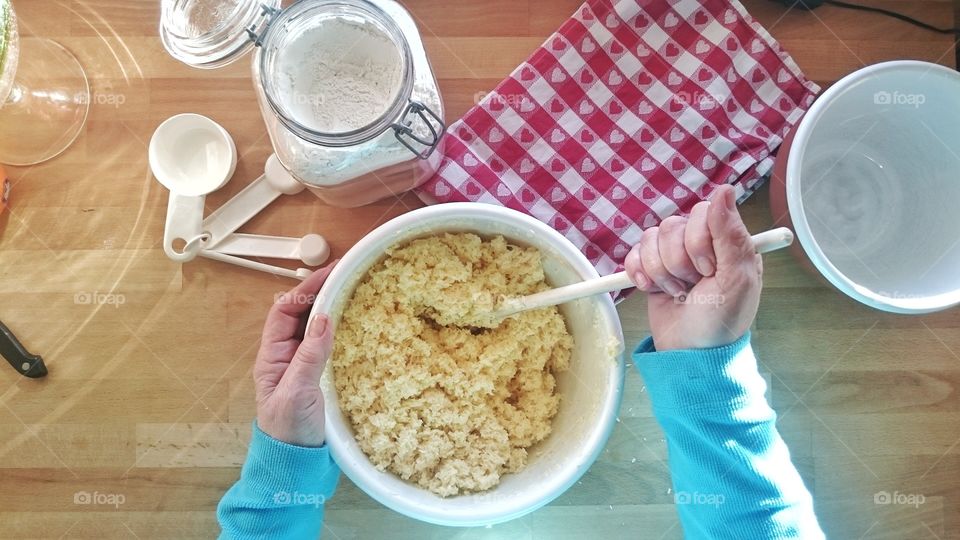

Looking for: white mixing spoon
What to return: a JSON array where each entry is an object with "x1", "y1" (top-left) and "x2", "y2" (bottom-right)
[{"x1": 490, "y1": 227, "x2": 794, "y2": 321}]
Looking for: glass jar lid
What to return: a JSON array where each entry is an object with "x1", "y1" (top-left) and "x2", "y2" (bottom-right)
[
  {"x1": 161, "y1": 0, "x2": 444, "y2": 156},
  {"x1": 257, "y1": 0, "x2": 415, "y2": 147},
  {"x1": 160, "y1": 0, "x2": 281, "y2": 69}
]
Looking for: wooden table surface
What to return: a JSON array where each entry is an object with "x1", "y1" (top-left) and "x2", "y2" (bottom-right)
[{"x1": 1, "y1": 0, "x2": 958, "y2": 538}]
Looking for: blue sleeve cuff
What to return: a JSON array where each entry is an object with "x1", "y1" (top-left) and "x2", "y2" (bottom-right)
[
  {"x1": 243, "y1": 421, "x2": 340, "y2": 501},
  {"x1": 633, "y1": 332, "x2": 764, "y2": 412}
]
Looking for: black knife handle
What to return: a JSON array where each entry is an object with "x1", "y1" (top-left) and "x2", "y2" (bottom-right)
[{"x1": 0, "y1": 321, "x2": 47, "y2": 378}]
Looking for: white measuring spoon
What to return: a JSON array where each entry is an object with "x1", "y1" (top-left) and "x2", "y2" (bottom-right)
[
  {"x1": 198, "y1": 250, "x2": 314, "y2": 280},
  {"x1": 210, "y1": 232, "x2": 330, "y2": 266},
  {"x1": 149, "y1": 113, "x2": 236, "y2": 262},
  {"x1": 201, "y1": 154, "x2": 307, "y2": 250},
  {"x1": 490, "y1": 227, "x2": 794, "y2": 321}
]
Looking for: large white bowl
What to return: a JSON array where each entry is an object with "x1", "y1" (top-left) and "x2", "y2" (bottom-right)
[
  {"x1": 783, "y1": 60, "x2": 960, "y2": 313},
  {"x1": 310, "y1": 202, "x2": 625, "y2": 526}
]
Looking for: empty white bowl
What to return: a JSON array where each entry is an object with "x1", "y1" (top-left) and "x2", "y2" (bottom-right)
[
  {"x1": 310, "y1": 202, "x2": 625, "y2": 526},
  {"x1": 778, "y1": 61, "x2": 960, "y2": 313}
]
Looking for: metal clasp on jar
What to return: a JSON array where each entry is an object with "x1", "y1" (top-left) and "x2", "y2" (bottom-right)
[
  {"x1": 392, "y1": 101, "x2": 445, "y2": 160},
  {"x1": 245, "y1": 4, "x2": 282, "y2": 47}
]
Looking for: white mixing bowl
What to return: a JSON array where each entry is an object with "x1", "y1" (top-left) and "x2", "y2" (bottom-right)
[
  {"x1": 310, "y1": 202, "x2": 625, "y2": 526},
  {"x1": 779, "y1": 60, "x2": 960, "y2": 313}
]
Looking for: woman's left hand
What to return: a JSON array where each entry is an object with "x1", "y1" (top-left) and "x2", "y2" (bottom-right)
[{"x1": 254, "y1": 263, "x2": 337, "y2": 447}]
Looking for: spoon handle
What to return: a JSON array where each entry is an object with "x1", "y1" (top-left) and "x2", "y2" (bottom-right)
[{"x1": 494, "y1": 227, "x2": 794, "y2": 319}]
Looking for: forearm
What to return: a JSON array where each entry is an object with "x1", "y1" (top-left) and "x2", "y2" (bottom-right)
[
  {"x1": 634, "y1": 332, "x2": 824, "y2": 540},
  {"x1": 217, "y1": 422, "x2": 340, "y2": 540}
]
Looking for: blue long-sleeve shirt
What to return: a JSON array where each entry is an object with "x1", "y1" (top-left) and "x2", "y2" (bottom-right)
[
  {"x1": 635, "y1": 332, "x2": 824, "y2": 539},
  {"x1": 218, "y1": 332, "x2": 824, "y2": 539},
  {"x1": 216, "y1": 423, "x2": 340, "y2": 539}
]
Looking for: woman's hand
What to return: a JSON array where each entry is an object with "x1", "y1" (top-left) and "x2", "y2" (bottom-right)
[
  {"x1": 624, "y1": 185, "x2": 762, "y2": 351},
  {"x1": 254, "y1": 263, "x2": 337, "y2": 447}
]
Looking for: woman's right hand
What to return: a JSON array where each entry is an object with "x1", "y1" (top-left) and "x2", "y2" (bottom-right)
[{"x1": 624, "y1": 185, "x2": 763, "y2": 351}]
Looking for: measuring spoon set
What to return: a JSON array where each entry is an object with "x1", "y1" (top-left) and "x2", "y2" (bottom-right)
[{"x1": 149, "y1": 114, "x2": 328, "y2": 279}]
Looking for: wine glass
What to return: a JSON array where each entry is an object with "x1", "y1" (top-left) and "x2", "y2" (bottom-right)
[{"x1": 0, "y1": 0, "x2": 90, "y2": 166}]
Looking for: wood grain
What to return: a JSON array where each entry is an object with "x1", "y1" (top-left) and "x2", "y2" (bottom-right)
[{"x1": 1, "y1": 0, "x2": 957, "y2": 538}]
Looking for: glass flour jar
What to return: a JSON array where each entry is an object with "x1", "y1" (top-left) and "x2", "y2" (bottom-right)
[{"x1": 160, "y1": 0, "x2": 444, "y2": 207}]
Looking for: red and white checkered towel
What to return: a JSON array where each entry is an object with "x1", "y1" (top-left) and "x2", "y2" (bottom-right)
[{"x1": 418, "y1": 0, "x2": 819, "y2": 276}]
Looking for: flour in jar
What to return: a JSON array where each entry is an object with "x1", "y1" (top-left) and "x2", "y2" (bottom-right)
[{"x1": 277, "y1": 16, "x2": 404, "y2": 133}]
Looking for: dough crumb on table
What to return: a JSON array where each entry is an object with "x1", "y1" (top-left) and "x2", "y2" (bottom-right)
[{"x1": 333, "y1": 233, "x2": 573, "y2": 497}]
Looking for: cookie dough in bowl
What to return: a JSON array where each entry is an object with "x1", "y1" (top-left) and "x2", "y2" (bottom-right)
[
  {"x1": 310, "y1": 203, "x2": 625, "y2": 526},
  {"x1": 334, "y1": 233, "x2": 573, "y2": 496}
]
